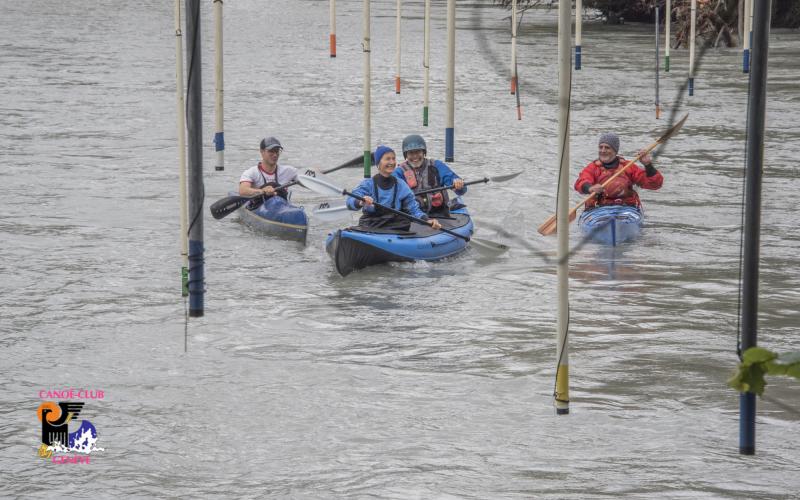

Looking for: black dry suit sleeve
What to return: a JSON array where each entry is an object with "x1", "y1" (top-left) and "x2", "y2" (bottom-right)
[
  {"x1": 644, "y1": 163, "x2": 658, "y2": 177},
  {"x1": 581, "y1": 182, "x2": 592, "y2": 194}
]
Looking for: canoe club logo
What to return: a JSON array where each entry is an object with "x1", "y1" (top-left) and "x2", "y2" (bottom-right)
[{"x1": 36, "y1": 389, "x2": 104, "y2": 464}]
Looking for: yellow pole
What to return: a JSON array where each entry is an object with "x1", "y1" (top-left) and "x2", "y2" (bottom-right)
[{"x1": 555, "y1": 0, "x2": 571, "y2": 415}]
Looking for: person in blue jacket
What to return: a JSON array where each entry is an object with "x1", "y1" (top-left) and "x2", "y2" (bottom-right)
[
  {"x1": 393, "y1": 134, "x2": 467, "y2": 216},
  {"x1": 348, "y1": 145, "x2": 442, "y2": 230}
]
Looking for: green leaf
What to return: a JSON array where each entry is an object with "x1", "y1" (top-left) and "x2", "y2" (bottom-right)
[
  {"x1": 729, "y1": 348, "x2": 800, "y2": 397},
  {"x1": 785, "y1": 364, "x2": 800, "y2": 380},
  {"x1": 765, "y1": 361, "x2": 787, "y2": 376},
  {"x1": 742, "y1": 347, "x2": 777, "y2": 366}
]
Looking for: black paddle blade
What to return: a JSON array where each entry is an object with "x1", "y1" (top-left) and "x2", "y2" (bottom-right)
[{"x1": 210, "y1": 195, "x2": 256, "y2": 220}]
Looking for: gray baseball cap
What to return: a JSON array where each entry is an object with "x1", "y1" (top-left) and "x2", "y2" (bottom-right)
[{"x1": 260, "y1": 136, "x2": 283, "y2": 150}]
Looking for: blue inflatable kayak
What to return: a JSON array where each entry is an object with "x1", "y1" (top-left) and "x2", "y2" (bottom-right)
[
  {"x1": 325, "y1": 209, "x2": 473, "y2": 276},
  {"x1": 578, "y1": 205, "x2": 643, "y2": 246},
  {"x1": 236, "y1": 194, "x2": 308, "y2": 243}
]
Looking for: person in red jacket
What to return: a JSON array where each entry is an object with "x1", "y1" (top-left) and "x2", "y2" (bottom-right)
[{"x1": 574, "y1": 132, "x2": 663, "y2": 210}]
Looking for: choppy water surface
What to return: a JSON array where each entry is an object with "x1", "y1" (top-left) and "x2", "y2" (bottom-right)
[{"x1": 2, "y1": 0, "x2": 798, "y2": 497}]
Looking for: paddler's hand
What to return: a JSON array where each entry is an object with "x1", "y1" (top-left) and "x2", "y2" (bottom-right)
[
  {"x1": 428, "y1": 219, "x2": 442, "y2": 230},
  {"x1": 360, "y1": 196, "x2": 374, "y2": 207},
  {"x1": 588, "y1": 184, "x2": 604, "y2": 195},
  {"x1": 639, "y1": 149, "x2": 653, "y2": 167},
  {"x1": 453, "y1": 178, "x2": 464, "y2": 190},
  {"x1": 262, "y1": 186, "x2": 276, "y2": 196}
]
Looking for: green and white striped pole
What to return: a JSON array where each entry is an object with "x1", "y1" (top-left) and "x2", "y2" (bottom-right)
[{"x1": 175, "y1": 0, "x2": 188, "y2": 297}]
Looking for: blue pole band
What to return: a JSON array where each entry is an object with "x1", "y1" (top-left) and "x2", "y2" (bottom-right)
[
  {"x1": 743, "y1": 49, "x2": 750, "y2": 73},
  {"x1": 213, "y1": 132, "x2": 225, "y2": 152},
  {"x1": 445, "y1": 127, "x2": 454, "y2": 162},
  {"x1": 739, "y1": 392, "x2": 756, "y2": 454},
  {"x1": 188, "y1": 239, "x2": 204, "y2": 317},
  {"x1": 575, "y1": 46, "x2": 582, "y2": 70},
  {"x1": 688, "y1": 77, "x2": 694, "y2": 96}
]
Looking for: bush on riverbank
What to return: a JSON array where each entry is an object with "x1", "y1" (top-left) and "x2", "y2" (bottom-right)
[{"x1": 494, "y1": 0, "x2": 800, "y2": 48}]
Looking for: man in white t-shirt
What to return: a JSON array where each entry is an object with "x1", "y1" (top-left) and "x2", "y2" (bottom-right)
[{"x1": 238, "y1": 136, "x2": 299, "y2": 200}]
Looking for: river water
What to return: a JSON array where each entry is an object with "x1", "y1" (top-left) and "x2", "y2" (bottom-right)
[{"x1": 2, "y1": 0, "x2": 798, "y2": 497}]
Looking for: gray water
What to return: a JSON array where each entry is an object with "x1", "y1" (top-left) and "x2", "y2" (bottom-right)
[{"x1": 2, "y1": 0, "x2": 799, "y2": 497}]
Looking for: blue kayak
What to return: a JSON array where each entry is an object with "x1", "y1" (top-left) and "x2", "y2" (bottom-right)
[
  {"x1": 236, "y1": 194, "x2": 308, "y2": 243},
  {"x1": 578, "y1": 205, "x2": 643, "y2": 246},
  {"x1": 325, "y1": 208, "x2": 473, "y2": 276}
]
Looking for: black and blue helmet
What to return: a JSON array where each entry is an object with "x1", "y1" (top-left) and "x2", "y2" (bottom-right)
[{"x1": 401, "y1": 134, "x2": 427, "y2": 158}]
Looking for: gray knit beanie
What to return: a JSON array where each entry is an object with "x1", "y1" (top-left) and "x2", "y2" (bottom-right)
[{"x1": 598, "y1": 132, "x2": 620, "y2": 153}]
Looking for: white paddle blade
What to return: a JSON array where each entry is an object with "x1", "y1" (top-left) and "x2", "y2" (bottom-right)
[
  {"x1": 312, "y1": 201, "x2": 353, "y2": 222},
  {"x1": 297, "y1": 174, "x2": 344, "y2": 197},
  {"x1": 489, "y1": 171, "x2": 523, "y2": 183},
  {"x1": 470, "y1": 237, "x2": 510, "y2": 255}
]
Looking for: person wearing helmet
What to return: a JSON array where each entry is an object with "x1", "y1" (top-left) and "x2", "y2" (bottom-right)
[
  {"x1": 347, "y1": 145, "x2": 442, "y2": 230},
  {"x1": 393, "y1": 134, "x2": 467, "y2": 216},
  {"x1": 575, "y1": 132, "x2": 662, "y2": 210},
  {"x1": 239, "y1": 136, "x2": 298, "y2": 201}
]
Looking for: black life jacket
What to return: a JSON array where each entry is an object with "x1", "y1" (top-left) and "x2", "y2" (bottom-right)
[
  {"x1": 257, "y1": 164, "x2": 289, "y2": 200},
  {"x1": 399, "y1": 159, "x2": 447, "y2": 213}
]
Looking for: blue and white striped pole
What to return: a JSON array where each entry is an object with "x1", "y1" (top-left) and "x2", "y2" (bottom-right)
[
  {"x1": 575, "y1": 0, "x2": 582, "y2": 70},
  {"x1": 213, "y1": 0, "x2": 224, "y2": 171},
  {"x1": 445, "y1": 0, "x2": 455, "y2": 162},
  {"x1": 688, "y1": 0, "x2": 696, "y2": 96},
  {"x1": 743, "y1": 0, "x2": 751, "y2": 73}
]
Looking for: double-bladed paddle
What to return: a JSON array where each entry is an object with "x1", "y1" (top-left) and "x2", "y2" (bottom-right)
[
  {"x1": 310, "y1": 170, "x2": 523, "y2": 221},
  {"x1": 411, "y1": 170, "x2": 523, "y2": 197},
  {"x1": 297, "y1": 173, "x2": 509, "y2": 254},
  {"x1": 209, "y1": 154, "x2": 364, "y2": 220},
  {"x1": 537, "y1": 113, "x2": 689, "y2": 236}
]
